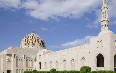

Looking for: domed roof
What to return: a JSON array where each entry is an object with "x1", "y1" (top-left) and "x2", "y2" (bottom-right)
[{"x1": 20, "y1": 32, "x2": 46, "y2": 49}]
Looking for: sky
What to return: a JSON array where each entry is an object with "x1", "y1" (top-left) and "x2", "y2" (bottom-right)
[{"x1": 0, "y1": 0, "x2": 116, "y2": 51}]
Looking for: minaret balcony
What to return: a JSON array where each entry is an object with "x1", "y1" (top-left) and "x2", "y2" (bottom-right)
[{"x1": 101, "y1": 20, "x2": 109, "y2": 22}]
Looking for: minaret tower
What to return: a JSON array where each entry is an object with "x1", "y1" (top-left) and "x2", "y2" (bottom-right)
[{"x1": 101, "y1": 0, "x2": 109, "y2": 32}]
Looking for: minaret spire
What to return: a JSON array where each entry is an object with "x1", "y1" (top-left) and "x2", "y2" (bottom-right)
[
  {"x1": 101, "y1": 0, "x2": 109, "y2": 32},
  {"x1": 103, "y1": 0, "x2": 107, "y2": 5}
]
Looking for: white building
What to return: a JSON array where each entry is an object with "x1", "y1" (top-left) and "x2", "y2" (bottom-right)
[
  {"x1": 0, "y1": 0, "x2": 116, "y2": 73},
  {"x1": 0, "y1": 32, "x2": 46, "y2": 73}
]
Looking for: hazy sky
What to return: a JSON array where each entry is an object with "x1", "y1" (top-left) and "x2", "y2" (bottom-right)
[{"x1": 0, "y1": 0, "x2": 116, "y2": 51}]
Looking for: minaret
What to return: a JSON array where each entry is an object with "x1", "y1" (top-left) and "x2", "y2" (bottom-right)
[{"x1": 101, "y1": 0, "x2": 109, "y2": 32}]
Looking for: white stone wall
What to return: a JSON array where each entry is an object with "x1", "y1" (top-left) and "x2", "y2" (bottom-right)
[
  {"x1": 0, "y1": 47, "x2": 40, "y2": 73},
  {"x1": 34, "y1": 31, "x2": 116, "y2": 71}
]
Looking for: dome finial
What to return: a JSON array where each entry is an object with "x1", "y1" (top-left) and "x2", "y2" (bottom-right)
[{"x1": 33, "y1": 26, "x2": 35, "y2": 33}]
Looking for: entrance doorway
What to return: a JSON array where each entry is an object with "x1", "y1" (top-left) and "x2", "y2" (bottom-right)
[
  {"x1": 97, "y1": 54, "x2": 104, "y2": 67},
  {"x1": 7, "y1": 70, "x2": 11, "y2": 73},
  {"x1": 114, "y1": 55, "x2": 116, "y2": 71}
]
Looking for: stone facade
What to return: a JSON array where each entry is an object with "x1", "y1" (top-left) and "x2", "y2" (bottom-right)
[
  {"x1": 34, "y1": 31, "x2": 116, "y2": 71},
  {"x1": 0, "y1": 32, "x2": 46, "y2": 73},
  {"x1": 0, "y1": 0, "x2": 116, "y2": 73}
]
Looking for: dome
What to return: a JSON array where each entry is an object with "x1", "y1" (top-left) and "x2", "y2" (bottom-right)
[{"x1": 20, "y1": 32, "x2": 46, "y2": 49}]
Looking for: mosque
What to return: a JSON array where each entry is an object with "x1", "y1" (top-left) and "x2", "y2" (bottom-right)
[{"x1": 0, "y1": 0, "x2": 116, "y2": 73}]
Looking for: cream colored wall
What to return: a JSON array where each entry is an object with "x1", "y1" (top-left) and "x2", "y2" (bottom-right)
[
  {"x1": 0, "y1": 47, "x2": 39, "y2": 73},
  {"x1": 35, "y1": 44, "x2": 90, "y2": 71},
  {"x1": 35, "y1": 31, "x2": 116, "y2": 71}
]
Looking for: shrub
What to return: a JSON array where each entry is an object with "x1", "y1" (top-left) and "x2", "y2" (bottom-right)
[
  {"x1": 24, "y1": 71, "x2": 32, "y2": 73},
  {"x1": 50, "y1": 68, "x2": 56, "y2": 73},
  {"x1": 33, "y1": 70, "x2": 37, "y2": 73},
  {"x1": 92, "y1": 71, "x2": 116, "y2": 73},
  {"x1": 24, "y1": 70, "x2": 116, "y2": 73},
  {"x1": 80, "y1": 66, "x2": 91, "y2": 73}
]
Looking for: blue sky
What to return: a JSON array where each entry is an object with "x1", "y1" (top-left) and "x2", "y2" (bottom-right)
[{"x1": 0, "y1": 0, "x2": 116, "y2": 51}]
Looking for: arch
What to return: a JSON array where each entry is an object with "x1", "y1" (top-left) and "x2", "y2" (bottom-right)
[
  {"x1": 39, "y1": 55, "x2": 41, "y2": 59},
  {"x1": 81, "y1": 57, "x2": 86, "y2": 66},
  {"x1": 71, "y1": 59, "x2": 75, "y2": 70},
  {"x1": 56, "y1": 61, "x2": 59, "y2": 70},
  {"x1": 16, "y1": 69, "x2": 18, "y2": 73},
  {"x1": 103, "y1": 12, "x2": 104, "y2": 18},
  {"x1": 96, "y1": 53, "x2": 104, "y2": 67},
  {"x1": 105, "y1": 24, "x2": 106, "y2": 27},
  {"x1": 63, "y1": 60, "x2": 66, "y2": 70},
  {"x1": 41, "y1": 41, "x2": 45, "y2": 47},
  {"x1": 39, "y1": 62, "x2": 42, "y2": 69},
  {"x1": 114, "y1": 55, "x2": 116, "y2": 71},
  {"x1": 16, "y1": 58, "x2": 18, "y2": 67},
  {"x1": 26, "y1": 59, "x2": 28, "y2": 67},
  {"x1": 21, "y1": 69, "x2": 23, "y2": 73},
  {"x1": 50, "y1": 61, "x2": 52, "y2": 69},
  {"x1": 19, "y1": 69, "x2": 20, "y2": 73},
  {"x1": 45, "y1": 62, "x2": 47, "y2": 70}
]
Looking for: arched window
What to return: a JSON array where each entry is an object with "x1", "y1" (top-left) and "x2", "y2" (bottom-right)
[
  {"x1": 50, "y1": 61, "x2": 52, "y2": 69},
  {"x1": 45, "y1": 62, "x2": 47, "y2": 70},
  {"x1": 63, "y1": 60, "x2": 66, "y2": 70},
  {"x1": 41, "y1": 41, "x2": 45, "y2": 47},
  {"x1": 81, "y1": 57, "x2": 85, "y2": 66},
  {"x1": 105, "y1": 24, "x2": 106, "y2": 27},
  {"x1": 39, "y1": 55, "x2": 41, "y2": 59},
  {"x1": 97, "y1": 54, "x2": 104, "y2": 67},
  {"x1": 16, "y1": 58, "x2": 18, "y2": 67},
  {"x1": 16, "y1": 69, "x2": 18, "y2": 73},
  {"x1": 71, "y1": 59, "x2": 75, "y2": 70},
  {"x1": 21, "y1": 69, "x2": 23, "y2": 73},
  {"x1": 19, "y1": 69, "x2": 20, "y2": 73},
  {"x1": 26, "y1": 58, "x2": 28, "y2": 67},
  {"x1": 103, "y1": 12, "x2": 104, "y2": 18},
  {"x1": 56, "y1": 61, "x2": 59, "y2": 70}
]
